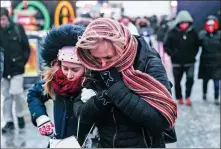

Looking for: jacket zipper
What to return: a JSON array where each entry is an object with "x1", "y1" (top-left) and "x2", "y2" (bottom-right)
[
  {"x1": 112, "y1": 108, "x2": 117, "y2": 148},
  {"x1": 142, "y1": 127, "x2": 148, "y2": 148},
  {"x1": 147, "y1": 129, "x2": 153, "y2": 148}
]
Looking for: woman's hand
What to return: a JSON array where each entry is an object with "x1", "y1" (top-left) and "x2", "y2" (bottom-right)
[
  {"x1": 81, "y1": 88, "x2": 96, "y2": 103},
  {"x1": 36, "y1": 115, "x2": 55, "y2": 137}
]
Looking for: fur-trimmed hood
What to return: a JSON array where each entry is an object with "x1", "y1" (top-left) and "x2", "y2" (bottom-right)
[{"x1": 41, "y1": 24, "x2": 85, "y2": 67}]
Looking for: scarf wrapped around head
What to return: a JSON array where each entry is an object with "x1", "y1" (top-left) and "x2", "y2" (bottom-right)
[{"x1": 76, "y1": 18, "x2": 177, "y2": 128}]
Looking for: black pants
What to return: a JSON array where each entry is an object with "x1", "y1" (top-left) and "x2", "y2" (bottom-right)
[
  {"x1": 203, "y1": 79, "x2": 220, "y2": 99},
  {"x1": 172, "y1": 64, "x2": 194, "y2": 99}
]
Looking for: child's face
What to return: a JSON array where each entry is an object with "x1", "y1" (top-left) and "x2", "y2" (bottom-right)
[{"x1": 61, "y1": 61, "x2": 85, "y2": 81}]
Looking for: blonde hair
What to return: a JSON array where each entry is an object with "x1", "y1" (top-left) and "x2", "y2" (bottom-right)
[{"x1": 42, "y1": 65, "x2": 59, "y2": 99}]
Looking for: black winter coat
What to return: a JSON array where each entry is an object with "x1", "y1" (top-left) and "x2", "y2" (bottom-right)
[
  {"x1": 163, "y1": 26, "x2": 200, "y2": 64},
  {"x1": 27, "y1": 80, "x2": 91, "y2": 144},
  {"x1": 0, "y1": 21, "x2": 30, "y2": 78},
  {"x1": 156, "y1": 20, "x2": 169, "y2": 42},
  {"x1": 74, "y1": 36, "x2": 174, "y2": 148},
  {"x1": 198, "y1": 30, "x2": 221, "y2": 80}
]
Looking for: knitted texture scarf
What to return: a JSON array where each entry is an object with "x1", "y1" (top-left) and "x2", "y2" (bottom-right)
[
  {"x1": 52, "y1": 68, "x2": 83, "y2": 97},
  {"x1": 76, "y1": 18, "x2": 177, "y2": 128}
]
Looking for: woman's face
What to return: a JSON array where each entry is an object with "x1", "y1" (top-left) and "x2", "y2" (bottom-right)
[
  {"x1": 90, "y1": 39, "x2": 120, "y2": 68},
  {"x1": 61, "y1": 61, "x2": 85, "y2": 81}
]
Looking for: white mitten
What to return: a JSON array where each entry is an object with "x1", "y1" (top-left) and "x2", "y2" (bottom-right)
[
  {"x1": 36, "y1": 115, "x2": 54, "y2": 137},
  {"x1": 81, "y1": 88, "x2": 96, "y2": 103}
]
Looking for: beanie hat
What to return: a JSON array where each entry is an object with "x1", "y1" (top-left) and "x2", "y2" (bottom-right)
[{"x1": 57, "y1": 46, "x2": 81, "y2": 64}]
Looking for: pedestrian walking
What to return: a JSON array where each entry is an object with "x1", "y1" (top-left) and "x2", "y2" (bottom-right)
[
  {"x1": 119, "y1": 16, "x2": 139, "y2": 35},
  {"x1": 27, "y1": 24, "x2": 93, "y2": 147},
  {"x1": 198, "y1": 15, "x2": 221, "y2": 105},
  {"x1": 74, "y1": 18, "x2": 177, "y2": 148},
  {"x1": 164, "y1": 10, "x2": 200, "y2": 106},
  {"x1": 156, "y1": 15, "x2": 169, "y2": 56},
  {"x1": 1, "y1": 7, "x2": 30, "y2": 133},
  {"x1": 136, "y1": 17, "x2": 153, "y2": 46}
]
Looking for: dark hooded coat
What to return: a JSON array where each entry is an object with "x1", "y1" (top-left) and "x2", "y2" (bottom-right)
[
  {"x1": 198, "y1": 16, "x2": 221, "y2": 80},
  {"x1": 163, "y1": 10, "x2": 200, "y2": 65}
]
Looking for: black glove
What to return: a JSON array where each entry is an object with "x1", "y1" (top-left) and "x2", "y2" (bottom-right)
[
  {"x1": 95, "y1": 90, "x2": 111, "y2": 106},
  {"x1": 99, "y1": 67, "x2": 122, "y2": 88},
  {"x1": 84, "y1": 70, "x2": 106, "y2": 91}
]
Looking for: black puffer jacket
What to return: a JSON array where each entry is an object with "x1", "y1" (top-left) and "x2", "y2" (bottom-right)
[
  {"x1": 0, "y1": 21, "x2": 30, "y2": 78},
  {"x1": 74, "y1": 36, "x2": 174, "y2": 148}
]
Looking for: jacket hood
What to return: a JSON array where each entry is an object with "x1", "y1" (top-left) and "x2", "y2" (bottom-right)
[
  {"x1": 204, "y1": 15, "x2": 219, "y2": 32},
  {"x1": 174, "y1": 10, "x2": 193, "y2": 26},
  {"x1": 41, "y1": 24, "x2": 84, "y2": 67},
  {"x1": 206, "y1": 15, "x2": 218, "y2": 22}
]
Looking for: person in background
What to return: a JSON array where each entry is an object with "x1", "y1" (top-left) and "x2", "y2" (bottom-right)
[
  {"x1": 156, "y1": 15, "x2": 169, "y2": 44},
  {"x1": 118, "y1": 16, "x2": 139, "y2": 35},
  {"x1": 156, "y1": 15, "x2": 170, "y2": 58},
  {"x1": 163, "y1": 10, "x2": 200, "y2": 106},
  {"x1": 27, "y1": 24, "x2": 93, "y2": 147},
  {"x1": 136, "y1": 17, "x2": 154, "y2": 35},
  {"x1": 198, "y1": 15, "x2": 221, "y2": 105},
  {"x1": 149, "y1": 15, "x2": 158, "y2": 34},
  {"x1": 136, "y1": 17, "x2": 153, "y2": 46},
  {"x1": 0, "y1": 7, "x2": 30, "y2": 133}
]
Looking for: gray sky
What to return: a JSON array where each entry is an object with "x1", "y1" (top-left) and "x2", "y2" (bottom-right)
[{"x1": 122, "y1": 1, "x2": 171, "y2": 17}]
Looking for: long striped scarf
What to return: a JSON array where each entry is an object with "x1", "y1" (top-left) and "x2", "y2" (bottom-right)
[{"x1": 76, "y1": 18, "x2": 177, "y2": 128}]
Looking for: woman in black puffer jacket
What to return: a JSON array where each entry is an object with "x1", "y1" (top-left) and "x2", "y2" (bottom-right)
[
  {"x1": 73, "y1": 18, "x2": 177, "y2": 148},
  {"x1": 73, "y1": 18, "x2": 178, "y2": 148}
]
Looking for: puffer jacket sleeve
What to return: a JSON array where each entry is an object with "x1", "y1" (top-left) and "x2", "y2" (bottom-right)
[
  {"x1": 27, "y1": 80, "x2": 50, "y2": 126},
  {"x1": 145, "y1": 46, "x2": 172, "y2": 93},
  {"x1": 106, "y1": 48, "x2": 172, "y2": 135}
]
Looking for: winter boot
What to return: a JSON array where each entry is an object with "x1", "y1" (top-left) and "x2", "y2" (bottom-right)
[
  {"x1": 186, "y1": 98, "x2": 192, "y2": 106},
  {"x1": 2, "y1": 122, "x2": 15, "y2": 134},
  {"x1": 178, "y1": 98, "x2": 184, "y2": 104},
  {"x1": 214, "y1": 99, "x2": 220, "y2": 105},
  {"x1": 203, "y1": 94, "x2": 207, "y2": 100},
  {"x1": 18, "y1": 117, "x2": 25, "y2": 129}
]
